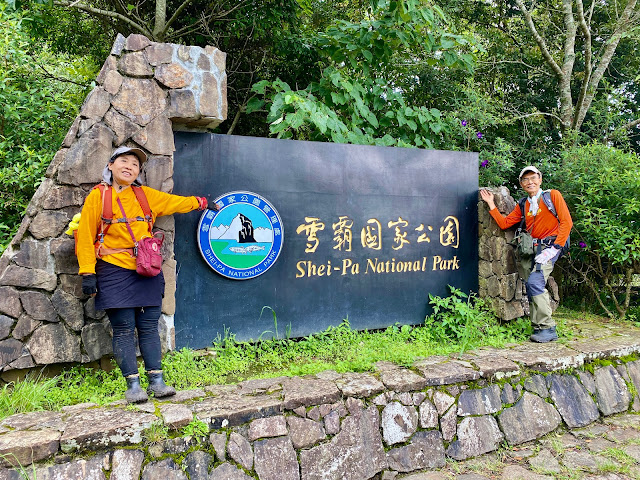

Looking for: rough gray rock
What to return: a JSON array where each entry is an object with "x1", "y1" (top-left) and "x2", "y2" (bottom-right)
[
  {"x1": 501, "y1": 383, "x2": 518, "y2": 404},
  {"x1": 498, "y1": 392, "x2": 561, "y2": 445},
  {"x1": 145, "y1": 43, "x2": 174, "y2": 66},
  {"x1": 111, "y1": 78, "x2": 167, "y2": 126},
  {"x1": 446, "y1": 416, "x2": 504, "y2": 460},
  {"x1": 210, "y1": 463, "x2": 254, "y2": 480},
  {"x1": 227, "y1": 432, "x2": 253, "y2": 470},
  {"x1": 27, "y1": 323, "x2": 82, "y2": 365},
  {"x1": 154, "y1": 63, "x2": 193, "y2": 88},
  {"x1": 50, "y1": 238, "x2": 79, "y2": 275},
  {"x1": 387, "y1": 430, "x2": 446, "y2": 472},
  {"x1": 11, "y1": 314, "x2": 41, "y2": 340},
  {"x1": 432, "y1": 391, "x2": 455, "y2": 415},
  {"x1": 414, "y1": 361, "x2": 481, "y2": 385},
  {"x1": 132, "y1": 116, "x2": 174, "y2": 156},
  {"x1": 382, "y1": 402, "x2": 418, "y2": 446},
  {"x1": 158, "y1": 404, "x2": 192, "y2": 429},
  {"x1": 548, "y1": 374, "x2": 600, "y2": 428},
  {"x1": 324, "y1": 409, "x2": 340, "y2": 435},
  {"x1": 336, "y1": 372, "x2": 386, "y2": 398},
  {"x1": 287, "y1": 416, "x2": 326, "y2": 449},
  {"x1": 3, "y1": 337, "x2": 29, "y2": 367},
  {"x1": 300, "y1": 406, "x2": 387, "y2": 480},
  {"x1": 0, "y1": 266, "x2": 57, "y2": 291},
  {"x1": 20, "y1": 291, "x2": 58, "y2": 322},
  {"x1": 282, "y1": 377, "x2": 341, "y2": 409},
  {"x1": 125, "y1": 34, "x2": 151, "y2": 51},
  {"x1": 528, "y1": 448, "x2": 562, "y2": 473},
  {"x1": 210, "y1": 432, "x2": 226, "y2": 461},
  {"x1": 118, "y1": 52, "x2": 153, "y2": 77},
  {"x1": 248, "y1": 415, "x2": 287, "y2": 441},
  {"x1": 0, "y1": 316, "x2": 14, "y2": 340},
  {"x1": 0, "y1": 287, "x2": 23, "y2": 318},
  {"x1": 28, "y1": 211, "x2": 69, "y2": 240},
  {"x1": 380, "y1": 368, "x2": 427, "y2": 392},
  {"x1": 111, "y1": 449, "x2": 145, "y2": 480},
  {"x1": 57, "y1": 123, "x2": 114, "y2": 185},
  {"x1": 182, "y1": 451, "x2": 211, "y2": 480},
  {"x1": 168, "y1": 89, "x2": 197, "y2": 120},
  {"x1": 253, "y1": 436, "x2": 300, "y2": 480},
  {"x1": 419, "y1": 399, "x2": 438, "y2": 429},
  {"x1": 440, "y1": 406, "x2": 457, "y2": 442},
  {"x1": 0, "y1": 429, "x2": 60, "y2": 467},
  {"x1": 12, "y1": 239, "x2": 50, "y2": 270},
  {"x1": 457, "y1": 385, "x2": 502, "y2": 416},
  {"x1": 626, "y1": 361, "x2": 640, "y2": 396},
  {"x1": 141, "y1": 458, "x2": 188, "y2": 480},
  {"x1": 51, "y1": 289, "x2": 84, "y2": 331},
  {"x1": 81, "y1": 321, "x2": 112, "y2": 362},
  {"x1": 594, "y1": 365, "x2": 630, "y2": 416},
  {"x1": 59, "y1": 408, "x2": 156, "y2": 453},
  {"x1": 35, "y1": 453, "x2": 108, "y2": 480},
  {"x1": 193, "y1": 393, "x2": 283, "y2": 429},
  {"x1": 80, "y1": 87, "x2": 111, "y2": 119},
  {"x1": 524, "y1": 374, "x2": 549, "y2": 398}
]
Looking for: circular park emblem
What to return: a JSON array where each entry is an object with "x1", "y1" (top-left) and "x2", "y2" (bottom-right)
[{"x1": 197, "y1": 191, "x2": 284, "y2": 280}]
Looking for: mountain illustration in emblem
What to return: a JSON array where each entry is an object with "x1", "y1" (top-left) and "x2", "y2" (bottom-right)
[{"x1": 213, "y1": 214, "x2": 273, "y2": 243}]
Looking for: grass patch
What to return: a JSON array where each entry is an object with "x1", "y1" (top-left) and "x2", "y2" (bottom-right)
[
  {"x1": 0, "y1": 289, "x2": 629, "y2": 420},
  {"x1": 0, "y1": 375, "x2": 57, "y2": 419}
]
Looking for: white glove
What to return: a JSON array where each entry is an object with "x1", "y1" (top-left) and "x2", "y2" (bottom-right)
[{"x1": 535, "y1": 246, "x2": 559, "y2": 265}]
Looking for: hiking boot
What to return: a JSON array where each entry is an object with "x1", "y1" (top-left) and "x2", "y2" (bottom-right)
[
  {"x1": 530, "y1": 326, "x2": 558, "y2": 343},
  {"x1": 125, "y1": 375, "x2": 149, "y2": 403},
  {"x1": 147, "y1": 371, "x2": 176, "y2": 398}
]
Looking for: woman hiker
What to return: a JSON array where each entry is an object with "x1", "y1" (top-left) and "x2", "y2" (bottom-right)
[{"x1": 76, "y1": 146, "x2": 211, "y2": 403}]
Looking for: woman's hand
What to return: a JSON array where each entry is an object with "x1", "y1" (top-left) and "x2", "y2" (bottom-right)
[
  {"x1": 82, "y1": 274, "x2": 97, "y2": 297},
  {"x1": 196, "y1": 197, "x2": 208, "y2": 211}
]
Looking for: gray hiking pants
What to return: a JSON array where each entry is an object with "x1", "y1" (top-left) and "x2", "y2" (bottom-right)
[{"x1": 518, "y1": 247, "x2": 561, "y2": 329}]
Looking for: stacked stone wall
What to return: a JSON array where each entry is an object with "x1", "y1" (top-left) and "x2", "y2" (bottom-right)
[
  {"x1": 2, "y1": 338, "x2": 640, "y2": 479},
  {"x1": 0, "y1": 32, "x2": 551, "y2": 375},
  {"x1": 0, "y1": 34, "x2": 226, "y2": 376},
  {"x1": 478, "y1": 187, "x2": 560, "y2": 321}
]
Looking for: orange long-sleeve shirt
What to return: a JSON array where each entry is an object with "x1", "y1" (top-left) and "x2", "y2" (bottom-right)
[
  {"x1": 77, "y1": 185, "x2": 199, "y2": 274},
  {"x1": 489, "y1": 189, "x2": 573, "y2": 247}
]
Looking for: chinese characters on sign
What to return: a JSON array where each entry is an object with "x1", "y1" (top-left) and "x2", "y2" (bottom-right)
[{"x1": 295, "y1": 214, "x2": 461, "y2": 278}]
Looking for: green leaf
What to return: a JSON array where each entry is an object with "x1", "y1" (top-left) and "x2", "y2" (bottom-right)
[
  {"x1": 245, "y1": 97, "x2": 265, "y2": 114},
  {"x1": 251, "y1": 80, "x2": 270, "y2": 95}
]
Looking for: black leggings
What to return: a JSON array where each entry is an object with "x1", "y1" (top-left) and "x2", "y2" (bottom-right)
[{"x1": 105, "y1": 306, "x2": 162, "y2": 377}]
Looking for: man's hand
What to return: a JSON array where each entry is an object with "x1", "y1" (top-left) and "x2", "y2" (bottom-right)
[
  {"x1": 480, "y1": 189, "x2": 496, "y2": 210},
  {"x1": 535, "y1": 246, "x2": 559, "y2": 265},
  {"x1": 82, "y1": 274, "x2": 97, "y2": 297}
]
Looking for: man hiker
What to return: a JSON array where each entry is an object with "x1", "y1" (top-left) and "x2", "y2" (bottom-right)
[{"x1": 480, "y1": 166, "x2": 573, "y2": 343}]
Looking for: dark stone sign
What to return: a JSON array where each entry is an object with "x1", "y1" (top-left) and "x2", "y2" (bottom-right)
[{"x1": 173, "y1": 133, "x2": 478, "y2": 348}]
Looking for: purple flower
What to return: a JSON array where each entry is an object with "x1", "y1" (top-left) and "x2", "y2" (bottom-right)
[
  {"x1": 480, "y1": 160, "x2": 489, "y2": 168},
  {"x1": 476, "y1": 132, "x2": 483, "y2": 139},
  {"x1": 579, "y1": 241, "x2": 587, "y2": 248},
  {"x1": 461, "y1": 120, "x2": 467, "y2": 127}
]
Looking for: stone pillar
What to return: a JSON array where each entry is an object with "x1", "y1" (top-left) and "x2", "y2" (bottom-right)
[
  {"x1": 478, "y1": 187, "x2": 559, "y2": 321},
  {"x1": 0, "y1": 33, "x2": 227, "y2": 374}
]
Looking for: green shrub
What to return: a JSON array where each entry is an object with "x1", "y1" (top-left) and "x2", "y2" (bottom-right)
[
  {"x1": 0, "y1": 7, "x2": 95, "y2": 253},
  {"x1": 555, "y1": 144, "x2": 640, "y2": 319}
]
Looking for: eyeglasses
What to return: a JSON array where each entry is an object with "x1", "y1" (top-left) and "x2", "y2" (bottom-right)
[{"x1": 520, "y1": 176, "x2": 539, "y2": 184}]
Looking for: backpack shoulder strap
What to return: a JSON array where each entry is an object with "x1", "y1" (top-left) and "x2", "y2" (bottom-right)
[
  {"x1": 541, "y1": 189, "x2": 559, "y2": 220},
  {"x1": 131, "y1": 185, "x2": 153, "y2": 233},
  {"x1": 517, "y1": 197, "x2": 527, "y2": 230}
]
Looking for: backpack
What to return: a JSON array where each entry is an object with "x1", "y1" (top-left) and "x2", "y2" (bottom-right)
[
  {"x1": 71, "y1": 183, "x2": 154, "y2": 258},
  {"x1": 517, "y1": 189, "x2": 570, "y2": 255}
]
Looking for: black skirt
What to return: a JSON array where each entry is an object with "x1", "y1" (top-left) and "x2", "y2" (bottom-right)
[{"x1": 95, "y1": 260, "x2": 165, "y2": 310}]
